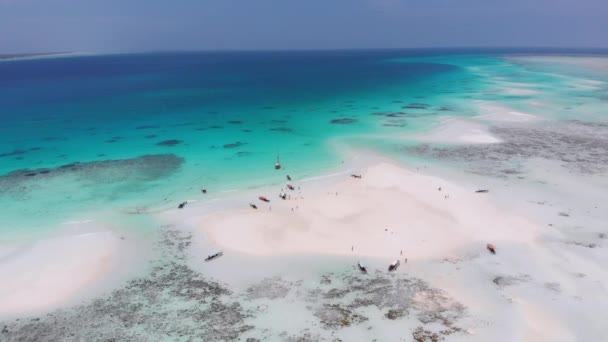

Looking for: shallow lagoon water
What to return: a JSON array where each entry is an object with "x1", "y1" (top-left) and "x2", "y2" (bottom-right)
[{"x1": 0, "y1": 50, "x2": 477, "y2": 237}]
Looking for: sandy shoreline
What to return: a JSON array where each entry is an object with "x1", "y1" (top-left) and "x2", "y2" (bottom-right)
[{"x1": 200, "y1": 161, "x2": 539, "y2": 259}]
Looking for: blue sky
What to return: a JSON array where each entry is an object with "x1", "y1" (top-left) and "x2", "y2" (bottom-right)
[{"x1": 0, "y1": 0, "x2": 606, "y2": 53}]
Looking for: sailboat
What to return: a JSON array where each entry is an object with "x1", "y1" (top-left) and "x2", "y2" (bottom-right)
[{"x1": 275, "y1": 153, "x2": 281, "y2": 169}]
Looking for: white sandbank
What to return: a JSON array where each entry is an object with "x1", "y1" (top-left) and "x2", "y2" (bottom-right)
[
  {"x1": 409, "y1": 101, "x2": 542, "y2": 146},
  {"x1": 198, "y1": 157, "x2": 607, "y2": 341},
  {"x1": 0, "y1": 228, "x2": 140, "y2": 318},
  {"x1": 201, "y1": 162, "x2": 538, "y2": 258}
]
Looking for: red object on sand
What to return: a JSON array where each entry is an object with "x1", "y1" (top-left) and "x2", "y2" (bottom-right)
[
  {"x1": 487, "y1": 243, "x2": 496, "y2": 254},
  {"x1": 287, "y1": 184, "x2": 295, "y2": 190},
  {"x1": 259, "y1": 196, "x2": 270, "y2": 202}
]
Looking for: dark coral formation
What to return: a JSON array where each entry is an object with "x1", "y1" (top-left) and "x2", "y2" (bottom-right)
[
  {"x1": 1, "y1": 225, "x2": 467, "y2": 341},
  {"x1": 0, "y1": 154, "x2": 184, "y2": 197},
  {"x1": 0, "y1": 229, "x2": 253, "y2": 342},
  {"x1": 402, "y1": 103, "x2": 429, "y2": 109},
  {"x1": 223, "y1": 142, "x2": 246, "y2": 149},
  {"x1": 304, "y1": 270, "x2": 466, "y2": 333},
  {"x1": 314, "y1": 304, "x2": 368, "y2": 329},
  {"x1": 135, "y1": 125, "x2": 159, "y2": 130},
  {"x1": 408, "y1": 120, "x2": 608, "y2": 177},
  {"x1": 492, "y1": 274, "x2": 531, "y2": 288},
  {"x1": 330, "y1": 118, "x2": 357, "y2": 124},
  {"x1": 269, "y1": 127, "x2": 293, "y2": 132},
  {"x1": 0, "y1": 150, "x2": 27, "y2": 158},
  {"x1": 156, "y1": 139, "x2": 182, "y2": 146},
  {"x1": 245, "y1": 277, "x2": 292, "y2": 300}
]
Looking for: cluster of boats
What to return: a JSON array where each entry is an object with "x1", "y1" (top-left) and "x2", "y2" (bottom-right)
[{"x1": 357, "y1": 260, "x2": 401, "y2": 274}]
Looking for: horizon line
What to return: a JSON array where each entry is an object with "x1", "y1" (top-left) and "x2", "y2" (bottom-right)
[{"x1": 5, "y1": 45, "x2": 608, "y2": 54}]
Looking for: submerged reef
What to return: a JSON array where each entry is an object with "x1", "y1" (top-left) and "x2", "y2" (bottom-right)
[
  {"x1": 135, "y1": 125, "x2": 159, "y2": 130},
  {"x1": 330, "y1": 118, "x2": 357, "y2": 124},
  {"x1": 223, "y1": 142, "x2": 246, "y2": 149},
  {"x1": 0, "y1": 150, "x2": 27, "y2": 158},
  {"x1": 0, "y1": 229, "x2": 252, "y2": 341},
  {"x1": 402, "y1": 103, "x2": 429, "y2": 109},
  {"x1": 0, "y1": 154, "x2": 184, "y2": 197},
  {"x1": 408, "y1": 120, "x2": 608, "y2": 177},
  {"x1": 269, "y1": 127, "x2": 293, "y2": 132},
  {"x1": 1, "y1": 227, "x2": 467, "y2": 341},
  {"x1": 156, "y1": 139, "x2": 182, "y2": 146}
]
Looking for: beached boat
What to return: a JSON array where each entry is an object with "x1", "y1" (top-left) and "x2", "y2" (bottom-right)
[
  {"x1": 249, "y1": 203, "x2": 258, "y2": 209},
  {"x1": 487, "y1": 243, "x2": 496, "y2": 254},
  {"x1": 205, "y1": 251, "x2": 223, "y2": 262},
  {"x1": 287, "y1": 184, "x2": 295, "y2": 190},
  {"x1": 475, "y1": 189, "x2": 489, "y2": 193},
  {"x1": 357, "y1": 261, "x2": 367, "y2": 274},
  {"x1": 351, "y1": 174, "x2": 362, "y2": 179},
  {"x1": 388, "y1": 260, "x2": 400, "y2": 272},
  {"x1": 178, "y1": 201, "x2": 188, "y2": 209},
  {"x1": 259, "y1": 196, "x2": 270, "y2": 202}
]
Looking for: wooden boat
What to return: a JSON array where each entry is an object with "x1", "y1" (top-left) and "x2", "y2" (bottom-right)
[
  {"x1": 475, "y1": 189, "x2": 489, "y2": 193},
  {"x1": 178, "y1": 201, "x2": 188, "y2": 209},
  {"x1": 287, "y1": 184, "x2": 295, "y2": 191},
  {"x1": 357, "y1": 261, "x2": 367, "y2": 274},
  {"x1": 351, "y1": 174, "x2": 362, "y2": 179},
  {"x1": 205, "y1": 251, "x2": 223, "y2": 262},
  {"x1": 249, "y1": 203, "x2": 258, "y2": 209},
  {"x1": 259, "y1": 196, "x2": 270, "y2": 202},
  {"x1": 388, "y1": 260, "x2": 400, "y2": 272},
  {"x1": 487, "y1": 243, "x2": 496, "y2": 255}
]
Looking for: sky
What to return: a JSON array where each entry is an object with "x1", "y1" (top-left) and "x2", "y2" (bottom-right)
[{"x1": 0, "y1": 0, "x2": 607, "y2": 53}]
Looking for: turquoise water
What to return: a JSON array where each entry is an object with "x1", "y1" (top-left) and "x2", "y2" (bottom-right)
[{"x1": 1, "y1": 49, "x2": 607, "y2": 238}]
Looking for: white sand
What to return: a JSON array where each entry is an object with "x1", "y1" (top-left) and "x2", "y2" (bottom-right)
[
  {"x1": 201, "y1": 162, "x2": 538, "y2": 259},
  {"x1": 473, "y1": 101, "x2": 540, "y2": 122},
  {"x1": 0, "y1": 230, "x2": 131, "y2": 317},
  {"x1": 412, "y1": 118, "x2": 502, "y2": 144},
  {"x1": 199, "y1": 159, "x2": 607, "y2": 340}
]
